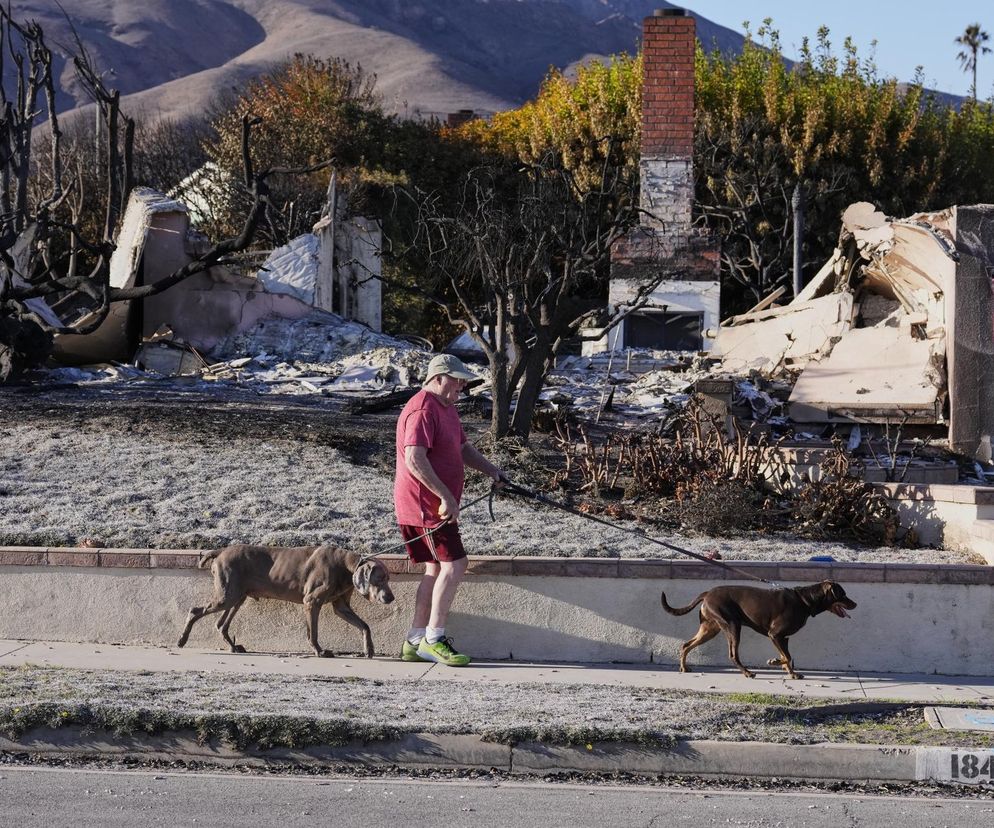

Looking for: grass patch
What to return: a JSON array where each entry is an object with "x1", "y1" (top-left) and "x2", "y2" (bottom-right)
[
  {"x1": 482, "y1": 724, "x2": 677, "y2": 749},
  {"x1": 0, "y1": 701, "x2": 407, "y2": 750},
  {"x1": 5, "y1": 665, "x2": 994, "y2": 752}
]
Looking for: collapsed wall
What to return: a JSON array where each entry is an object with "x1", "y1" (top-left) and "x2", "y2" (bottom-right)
[
  {"x1": 712, "y1": 202, "x2": 994, "y2": 462},
  {"x1": 51, "y1": 185, "x2": 386, "y2": 367}
]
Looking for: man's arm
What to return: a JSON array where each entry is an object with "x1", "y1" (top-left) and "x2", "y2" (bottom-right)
[
  {"x1": 405, "y1": 444, "x2": 460, "y2": 522},
  {"x1": 462, "y1": 442, "x2": 504, "y2": 483}
]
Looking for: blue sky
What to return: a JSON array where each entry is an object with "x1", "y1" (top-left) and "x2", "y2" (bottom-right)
[{"x1": 683, "y1": 1, "x2": 992, "y2": 97}]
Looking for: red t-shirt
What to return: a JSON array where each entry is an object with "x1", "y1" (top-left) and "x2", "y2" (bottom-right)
[{"x1": 394, "y1": 389, "x2": 467, "y2": 526}]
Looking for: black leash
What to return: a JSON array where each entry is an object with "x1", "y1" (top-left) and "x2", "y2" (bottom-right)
[
  {"x1": 498, "y1": 480, "x2": 782, "y2": 587},
  {"x1": 361, "y1": 480, "x2": 780, "y2": 587},
  {"x1": 357, "y1": 488, "x2": 497, "y2": 565}
]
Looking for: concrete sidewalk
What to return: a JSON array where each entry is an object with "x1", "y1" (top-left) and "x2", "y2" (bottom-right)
[
  {"x1": 2, "y1": 639, "x2": 994, "y2": 788},
  {"x1": 3, "y1": 638, "x2": 994, "y2": 704}
]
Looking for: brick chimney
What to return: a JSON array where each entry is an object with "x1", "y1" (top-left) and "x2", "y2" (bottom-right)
[
  {"x1": 599, "y1": 7, "x2": 720, "y2": 355},
  {"x1": 640, "y1": 8, "x2": 695, "y2": 233}
]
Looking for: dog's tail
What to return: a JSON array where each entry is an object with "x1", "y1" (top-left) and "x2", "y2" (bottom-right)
[
  {"x1": 197, "y1": 549, "x2": 222, "y2": 569},
  {"x1": 660, "y1": 591, "x2": 706, "y2": 616}
]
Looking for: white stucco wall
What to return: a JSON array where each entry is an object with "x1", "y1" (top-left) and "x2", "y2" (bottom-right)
[{"x1": 1, "y1": 566, "x2": 992, "y2": 676}]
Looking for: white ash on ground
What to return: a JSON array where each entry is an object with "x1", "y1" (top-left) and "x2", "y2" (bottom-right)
[
  {"x1": 36, "y1": 343, "x2": 740, "y2": 424},
  {"x1": 0, "y1": 417, "x2": 975, "y2": 564}
]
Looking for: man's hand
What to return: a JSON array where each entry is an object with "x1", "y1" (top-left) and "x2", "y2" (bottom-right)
[{"x1": 438, "y1": 493, "x2": 460, "y2": 523}]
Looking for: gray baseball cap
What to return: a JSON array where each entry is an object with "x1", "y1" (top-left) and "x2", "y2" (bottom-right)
[{"x1": 423, "y1": 353, "x2": 477, "y2": 385}]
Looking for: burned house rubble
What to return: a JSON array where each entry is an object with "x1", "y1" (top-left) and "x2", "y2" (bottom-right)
[
  {"x1": 569, "y1": 9, "x2": 994, "y2": 475},
  {"x1": 712, "y1": 202, "x2": 994, "y2": 465},
  {"x1": 28, "y1": 11, "x2": 994, "y2": 486},
  {"x1": 47, "y1": 181, "x2": 404, "y2": 391}
]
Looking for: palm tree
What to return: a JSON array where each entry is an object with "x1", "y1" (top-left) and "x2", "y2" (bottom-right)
[{"x1": 955, "y1": 23, "x2": 991, "y2": 99}]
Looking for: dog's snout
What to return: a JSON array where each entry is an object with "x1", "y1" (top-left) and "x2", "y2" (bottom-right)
[{"x1": 378, "y1": 589, "x2": 395, "y2": 605}]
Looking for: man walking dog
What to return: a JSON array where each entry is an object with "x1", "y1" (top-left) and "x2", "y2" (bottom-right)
[{"x1": 395, "y1": 353, "x2": 505, "y2": 666}]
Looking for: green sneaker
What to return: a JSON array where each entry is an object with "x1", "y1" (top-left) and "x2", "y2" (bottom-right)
[
  {"x1": 401, "y1": 639, "x2": 428, "y2": 662},
  {"x1": 417, "y1": 636, "x2": 471, "y2": 667}
]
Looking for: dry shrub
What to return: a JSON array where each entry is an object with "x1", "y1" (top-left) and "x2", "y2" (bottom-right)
[
  {"x1": 791, "y1": 440, "x2": 900, "y2": 545},
  {"x1": 678, "y1": 479, "x2": 764, "y2": 537},
  {"x1": 553, "y1": 401, "x2": 915, "y2": 545},
  {"x1": 550, "y1": 397, "x2": 788, "y2": 501},
  {"x1": 547, "y1": 401, "x2": 903, "y2": 546}
]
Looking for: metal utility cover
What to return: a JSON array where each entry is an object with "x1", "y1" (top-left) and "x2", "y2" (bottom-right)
[{"x1": 925, "y1": 706, "x2": 994, "y2": 731}]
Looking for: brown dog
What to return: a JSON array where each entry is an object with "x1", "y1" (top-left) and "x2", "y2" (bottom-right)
[
  {"x1": 176, "y1": 544, "x2": 394, "y2": 657},
  {"x1": 660, "y1": 580, "x2": 856, "y2": 679}
]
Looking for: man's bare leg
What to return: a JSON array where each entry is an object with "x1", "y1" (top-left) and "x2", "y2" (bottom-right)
[
  {"x1": 428, "y1": 557, "x2": 468, "y2": 629},
  {"x1": 410, "y1": 562, "x2": 439, "y2": 629}
]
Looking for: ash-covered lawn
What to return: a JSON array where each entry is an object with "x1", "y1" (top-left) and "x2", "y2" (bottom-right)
[
  {"x1": 2, "y1": 665, "x2": 992, "y2": 750},
  {"x1": 0, "y1": 420, "x2": 972, "y2": 564}
]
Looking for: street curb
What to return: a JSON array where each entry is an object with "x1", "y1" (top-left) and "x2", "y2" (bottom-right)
[
  {"x1": 0, "y1": 727, "x2": 961, "y2": 785},
  {"x1": 511, "y1": 740, "x2": 917, "y2": 782},
  {"x1": 0, "y1": 728, "x2": 510, "y2": 771}
]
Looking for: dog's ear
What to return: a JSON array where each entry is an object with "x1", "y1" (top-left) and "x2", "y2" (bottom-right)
[{"x1": 353, "y1": 562, "x2": 373, "y2": 597}]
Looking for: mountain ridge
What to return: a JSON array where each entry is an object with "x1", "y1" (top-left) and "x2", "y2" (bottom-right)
[
  {"x1": 5, "y1": 0, "x2": 751, "y2": 122},
  {"x1": 6, "y1": 0, "x2": 961, "y2": 124}
]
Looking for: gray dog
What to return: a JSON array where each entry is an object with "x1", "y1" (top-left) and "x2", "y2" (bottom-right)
[{"x1": 176, "y1": 544, "x2": 394, "y2": 657}]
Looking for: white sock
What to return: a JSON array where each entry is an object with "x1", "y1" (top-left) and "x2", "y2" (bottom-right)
[
  {"x1": 426, "y1": 626, "x2": 445, "y2": 644},
  {"x1": 407, "y1": 627, "x2": 426, "y2": 645}
]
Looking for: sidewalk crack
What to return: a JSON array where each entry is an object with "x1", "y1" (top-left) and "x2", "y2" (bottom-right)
[
  {"x1": 0, "y1": 642, "x2": 31, "y2": 659},
  {"x1": 415, "y1": 663, "x2": 438, "y2": 681},
  {"x1": 854, "y1": 672, "x2": 868, "y2": 698}
]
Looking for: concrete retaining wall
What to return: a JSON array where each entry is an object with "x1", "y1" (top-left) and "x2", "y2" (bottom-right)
[
  {"x1": 878, "y1": 482, "x2": 994, "y2": 561},
  {"x1": 2, "y1": 548, "x2": 993, "y2": 676}
]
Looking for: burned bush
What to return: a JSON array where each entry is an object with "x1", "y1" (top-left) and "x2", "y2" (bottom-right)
[
  {"x1": 547, "y1": 399, "x2": 902, "y2": 545},
  {"x1": 551, "y1": 398, "x2": 786, "y2": 500},
  {"x1": 791, "y1": 439, "x2": 901, "y2": 546},
  {"x1": 678, "y1": 479, "x2": 766, "y2": 537}
]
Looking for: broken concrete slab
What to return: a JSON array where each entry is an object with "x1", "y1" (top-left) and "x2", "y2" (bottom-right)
[
  {"x1": 788, "y1": 325, "x2": 946, "y2": 423},
  {"x1": 711, "y1": 201, "x2": 994, "y2": 466},
  {"x1": 713, "y1": 292, "x2": 854, "y2": 375},
  {"x1": 842, "y1": 201, "x2": 893, "y2": 249}
]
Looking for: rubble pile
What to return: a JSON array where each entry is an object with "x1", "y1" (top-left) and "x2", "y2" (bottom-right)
[{"x1": 28, "y1": 186, "x2": 994, "y2": 488}]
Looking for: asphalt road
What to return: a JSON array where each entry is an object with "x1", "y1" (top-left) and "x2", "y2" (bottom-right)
[{"x1": 1, "y1": 766, "x2": 991, "y2": 827}]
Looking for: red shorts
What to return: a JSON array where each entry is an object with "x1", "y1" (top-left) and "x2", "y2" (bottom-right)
[{"x1": 399, "y1": 523, "x2": 467, "y2": 563}]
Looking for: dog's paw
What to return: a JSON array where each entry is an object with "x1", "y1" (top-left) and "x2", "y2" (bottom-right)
[
  {"x1": 318, "y1": 649, "x2": 334, "y2": 658},
  {"x1": 744, "y1": 671, "x2": 756, "y2": 679},
  {"x1": 788, "y1": 672, "x2": 805, "y2": 680},
  {"x1": 231, "y1": 644, "x2": 246, "y2": 654},
  {"x1": 767, "y1": 657, "x2": 784, "y2": 666}
]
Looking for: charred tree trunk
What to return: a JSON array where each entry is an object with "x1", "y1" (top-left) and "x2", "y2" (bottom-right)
[
  {"x1": 488, "y1": 350, "x2": 512, "y2": 440},
  {"x1": 509, "y1": 344, "x2": 553, "y2": 440}
]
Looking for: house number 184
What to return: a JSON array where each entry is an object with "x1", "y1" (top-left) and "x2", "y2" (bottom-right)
[{"x1": 951, "y1": 752, "x2": 994, "y2": 780}]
